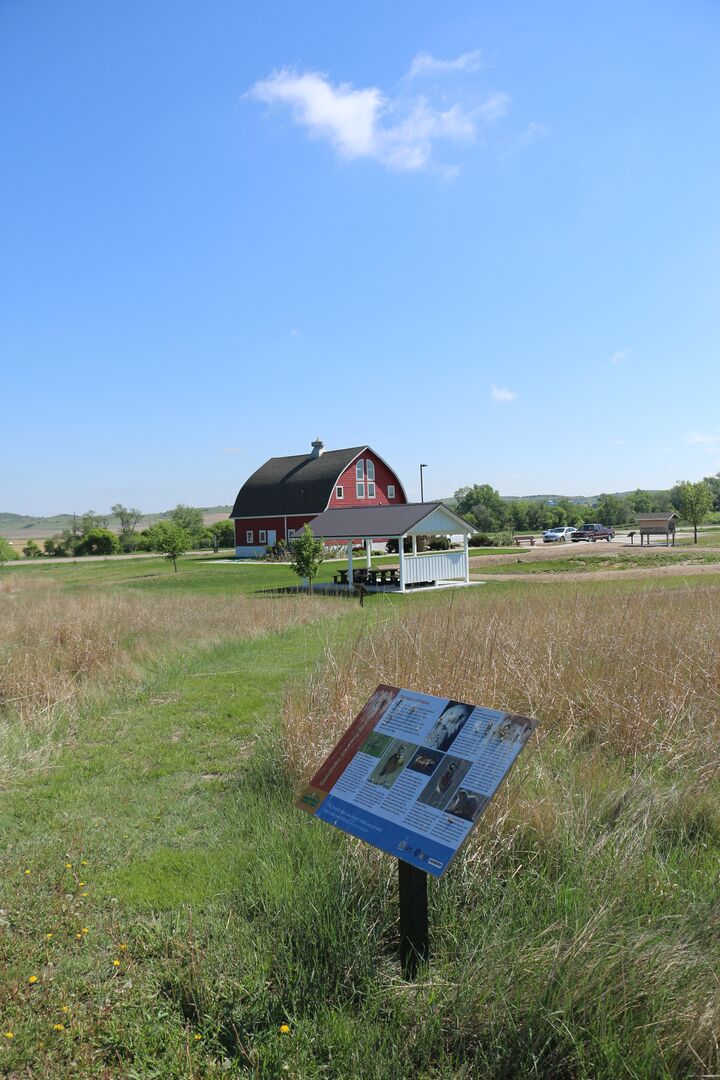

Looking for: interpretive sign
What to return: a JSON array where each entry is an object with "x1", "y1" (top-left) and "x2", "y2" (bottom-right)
[{"x1": 296, "y1": 684, "x2": 537, "y2": 878}]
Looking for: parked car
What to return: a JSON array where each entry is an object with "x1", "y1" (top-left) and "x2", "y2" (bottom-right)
[
  {"x1": 543, "y1": 526, "x2": 576, "y2": 543},
  {"x1": 570, "y1": 523, "x2": 615, "y2": 542}
]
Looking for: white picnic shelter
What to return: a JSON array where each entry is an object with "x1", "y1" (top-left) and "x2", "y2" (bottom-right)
[{"x1": 306, "y1": 502, "x2": 474, "y2": 593}]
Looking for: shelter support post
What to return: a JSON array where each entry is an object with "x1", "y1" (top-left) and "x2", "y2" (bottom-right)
[
  {"x1": 411, "y1": 534, "x2": 417, "y2": 556},
  {"x1": 398, "y1": 537, "x2": 406, "y2": 592},
  {"x1": 347, "y1": 539, "x2": 353, "y2": 591},
  {"x1": 365, "y1": 539, "x2": 372, "y2": 568},
  {"x1": 464, "y1": 533, "x2": 470, "y2": 582}
]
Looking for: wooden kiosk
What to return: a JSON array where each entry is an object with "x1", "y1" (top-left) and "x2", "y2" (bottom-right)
[{"x1": 637, "y1": 512, "x2": 678, "y2": 547}]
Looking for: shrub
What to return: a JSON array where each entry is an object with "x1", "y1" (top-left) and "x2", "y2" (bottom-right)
[
  {"x1": 73, "y1": 528, "x2": 121, "y2": 557},
  {"x1": 0, "y1": 537, "x2": 19, "y2": 562},
  {"x1": 427, "y1": 535, "x2": 451, "y2": 550},
  {"x1": 470, "y1": 533, "x2": 495, "y2": 547},
  {"x1": 22, "y1": 540, "x2": 43, "y2": 558}
]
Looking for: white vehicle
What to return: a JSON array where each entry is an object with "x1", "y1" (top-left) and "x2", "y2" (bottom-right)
[{"x1": 542, "y1": 526, "x2": 576, "y2": 543}]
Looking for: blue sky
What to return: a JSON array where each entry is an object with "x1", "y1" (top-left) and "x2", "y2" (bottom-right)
[{"x1": 2, "y1": 1, "x2": 719, "y2": 513}]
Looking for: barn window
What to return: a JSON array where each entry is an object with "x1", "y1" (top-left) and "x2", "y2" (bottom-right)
[
  {"x1": 287, "y1": 528, "x2": 295, "y2": 539},
  {"x1": 367, "y1": 481, "x2": 376, "y2": 498},
  {"x1": 336, "y1": 485, "x2": 344, "y2": 499},
  {"x1": 356, "y1": 460, "x2": 364, "y2": 478},
  {"x1": 246, "y1": 530, "x2": 254, "y2": 543},
  {"x1": 366, "y1": 460, "x2": 375, "y2": 481},
  {"x1": 388, "y1": 484, "x2": 395, "y2": 499},
  {"x1": 356, "y1": 482, "x2": 365, "y2": 498},
  {"x1": 259, "y1": 530, "x2": 266, "y2": 544}
]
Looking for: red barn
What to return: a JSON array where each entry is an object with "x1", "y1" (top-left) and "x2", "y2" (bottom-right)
[{"x1": 230, "y1": 439, "x2": 407, "y2": 557}]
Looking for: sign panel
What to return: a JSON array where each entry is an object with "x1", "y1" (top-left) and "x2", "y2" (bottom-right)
[{"x1": 295, "y1": 685, "x2": 537, "y2": 877}]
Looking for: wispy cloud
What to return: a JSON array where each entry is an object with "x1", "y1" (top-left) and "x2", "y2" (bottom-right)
[
  {"x1": 222, "y1": 447, "x2": 243, "y2": 455},
  {"x1": 490, "y1": 385, "x2": 518, "y2": 403},
  {"x1": 609, "y1": 350, "x2": 627, "y2": 365},
  {"x1": 247, "y1": 63, "x2": 509, "y2": 173},
  {"x1": 406, "y1": 50, "x2": 482, "y2": 79},
  {"x1": 686, "y1": 432, "x2": 720, "y2": 446}
]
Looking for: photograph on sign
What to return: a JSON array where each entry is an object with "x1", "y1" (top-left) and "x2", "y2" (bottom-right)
[{"x1": 295, "y1": 684, "x2": 537, "y2": 877}]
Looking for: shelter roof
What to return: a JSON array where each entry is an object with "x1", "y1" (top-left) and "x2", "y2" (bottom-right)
[
  {"x1": 638, "y1": 512, "x2": 679, "y2": 522},
  {"x1": 307, "y1": 502, "x2": 473, "y2": 538},
  {"x1": 231, "y1": 446, "x2": 366, "y2": 517}
]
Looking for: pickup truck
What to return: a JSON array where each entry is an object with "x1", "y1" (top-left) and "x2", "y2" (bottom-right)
[{"x1": 571, "y1": 523, "x2": 615, "y2": 542}]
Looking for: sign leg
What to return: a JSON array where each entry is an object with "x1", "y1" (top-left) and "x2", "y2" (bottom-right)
[{"x1": 398, "y1": 859, "x2": 429, "y2": 979}]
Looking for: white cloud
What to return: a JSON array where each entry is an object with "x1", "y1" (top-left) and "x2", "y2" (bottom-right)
[
  {"x1": 490, "y1": 385, "x2": 518, "y2": 403},
  {"x1": 406, "y1": 50, "x2": 482, "y2": 79},
  {"x1": 609, "y1": 350, "x2": 627, "y2": 365},
  {"x1": 686, "y1": 432, "x2": 720, "y2": 445},
  {"x1": 247, "y1": 64, "x2": 509, "y2": 173}
]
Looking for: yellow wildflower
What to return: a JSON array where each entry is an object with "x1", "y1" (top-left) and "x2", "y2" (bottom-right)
[
  {"x1": 53, "y1": 1023, "x2": 64, "y2": 1032},
  {"x1": 112, "y1": 959, "x2": 120, "y2": 967},
  {"x1": 81, "y1": 860, "x2": 88, "y2": 866},
  {"x1": 194, "y1": 1033, "x2": 202, "y2": 1041},
  {"x1": 28, "y1": 975, "x2": 38, "y2": 984},
  {"x1": 81, "y1": 893, "x2": 88, "y2": 898},
  {"x1": 24, "y1": 869, "x2": 30, "y2": 875},
  {"x1": 79, "y1": 882, "x2": 85, "y2": 887},
  {"x1": 279, "y1": 1023, "x2": 290, "y2": 1034},
  {"x1": 65, "y1": 863, "x2": 72, "y2": 869},
  {"x1": 46, "y1": 933, "x2": 53, "y2": 940},
  {"x1": 61, "y1": 1006, "x2": 69, "y2": 1013},
  {"x1": 119, "y1": 943, "x2": 127, "y2": 951},
  {"x1": 81, "y1": 928, "x2": 88, "y2": 934},
  {"x1": 3, "y1": 1032, "x2": 14, "y2": 1039},
  {"x1": 75, "y1": 933, "x2": 82, "y2": 940}
]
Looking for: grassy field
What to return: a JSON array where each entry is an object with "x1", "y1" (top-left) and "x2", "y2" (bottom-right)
[{"x1": 1, "y1": 559, "x2": 719, "y2": 1077}]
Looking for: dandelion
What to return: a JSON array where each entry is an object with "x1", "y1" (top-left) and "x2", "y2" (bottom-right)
[
  {"x1": 3, "y1": 1032, "x2": 14, "y2": 1039},
  {"x1": 65, "y1": 863, "x2": 72, "y2": 869},
  {"x1": 79, "y1": 882, "x2": 85, "y2": 887},
  {"x1": 81, "y1": 928, "x2": 88, "y2": 934},
  {"x1": 194, "y1": 1033, "x2": 202, "y2": 1041},
  {"x1": 52, "y1": 1023, "x2": 64, "y2": 1032},
  {"x1": 112, "y1": 959, "x2": 120, "y2": 967},
  {"x1": 75, "y1": 933, "x2": 82, "y2": 940},
  {"x1": 279, "y1": 1023, "x2": 290, "y2": 1034},
  {"x1": 118, "y1": 943, "x2": 127, "y2": 951},
  {"x1": 81, "y1": 860, "x2": 88, "y2": 866},
  {"x1": 61, "y1": 1006, "x2": 69, "y2": 1013},
  {"x1": 28, "y1": 975, "x2": 38, "y2": 984},
  {"x1": 24, "y1": 869, "x2": 30, "y2": 876},
  {"x1": 46, "y1": 933, "x2": 53, "y2": 940},
  {"x1": 81, "y1": 893, "x2": 88, "y2": 898}
]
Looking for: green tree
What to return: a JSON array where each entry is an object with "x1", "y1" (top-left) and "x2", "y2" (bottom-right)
[
  {"x1": 673, "y1": 480, "x2": 713, "y2": 544},
  {"x1": 454, "y1": 484, "x2": 505, "y2": 531},
  {"x1": 289, "y1": 523, "x2": 325, "y2": 594},
  {"x1": 211, "y1": 520, "x2": 235, "y2": 548},
  {"x1": 22, "y1": 540, "x2": 42, "y2": 558},
  {"x1": 169, "y1": 505, "x2": 205, "y2": 547},
  {"x1": 74, "y1": 528, "x2": 121, "y2": 556},
  {"x1": 44, "y1": 530, "x2": 75, "y2": 557},
  {"x1": 80, "y1": 510, "x2": 109, "y2": 533},
  {"x1": 111, "y1": 504, "x2": 143, "y2": 544},
  {"x1": 596, "y1": 493, "x2": 632, "y2": 527},
  {"x1": 0, "y1": 537, "x2": 19, "y2": 562},
  {"x1": 147, "y1": 521, "x2": 189, "y2": 572},
  {"x1": 701, "y1": 473, "x2": 720, "y2": 512}
]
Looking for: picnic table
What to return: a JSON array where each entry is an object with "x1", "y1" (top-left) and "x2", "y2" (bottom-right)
[{"x1": 334, "y1": 566, "x2": 400, "y2": 587}]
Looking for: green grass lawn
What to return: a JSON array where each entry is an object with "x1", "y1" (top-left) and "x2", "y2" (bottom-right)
[{"x1": 2, "y1": 560, "x2": 719, "y2": 1076}]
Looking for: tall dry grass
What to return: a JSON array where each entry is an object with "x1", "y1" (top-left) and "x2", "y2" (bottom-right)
[
  {"x1": 0, "y1": 575, "x2": 341, "y2": 783},
  {"x1": 285, "y1": 585, "x2": 720, "y2": 780},
  {"x1": 281, "y1": 585, "x2": 720, "y2": 1074}
]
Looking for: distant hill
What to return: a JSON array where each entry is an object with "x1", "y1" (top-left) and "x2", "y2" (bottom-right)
[{"x1": 0, "y1": 507, "x2": 232, "y2": 542}]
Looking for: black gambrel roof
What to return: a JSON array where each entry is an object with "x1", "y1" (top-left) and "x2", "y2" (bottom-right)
[{"x1": 230, "y1": 446, "x2": 367, "y2": 518}]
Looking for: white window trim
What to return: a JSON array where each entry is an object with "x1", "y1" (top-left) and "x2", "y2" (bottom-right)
[
  {"x1": 366, "y1": 460, "x2": 375, "y2": 481},
  {"x1": 367, "y1": 481, "x2": 376, "y2": 498},
  {"x1": 336, "y1": 485, "x2": 344, "y2": 499},
  {"x1": 356, "y1": 482, "x2": 365, "y2": 499},
  {"x1": 246, "y1": 530, "x2": 254, "y2": 543},
  {"x1": 287, "y1": 528, "x2": 295, "y2": 539},
  {"x1": 387, "y1": 484, "x2": 395, "y2": 498},
  {"x1": 259, "y1": 530, "x2": 267, "y2": 544},
  {"x1": 356, "y1": 459, "x2": 364, "y2": 478}
]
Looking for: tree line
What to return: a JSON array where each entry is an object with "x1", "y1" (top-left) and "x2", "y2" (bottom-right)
[
  {"x1": 19, "y1": 505, "x2": 235, "y2": 560},
  {"x1": 453, "y1": 476, "x2": 720, "y2": 536}
]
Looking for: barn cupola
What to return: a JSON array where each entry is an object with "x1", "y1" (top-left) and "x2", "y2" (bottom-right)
[{"x1": 309, "y1": 437, "x2": 325, "y2": 459}]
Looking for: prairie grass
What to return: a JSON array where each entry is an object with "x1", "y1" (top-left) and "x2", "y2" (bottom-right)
[
  {"x1": 0, "y1": 574, "x2": 342, "y2": 783},
  {"x1": 278, "y1": 584, "x2": 720, "y2": 1076}
]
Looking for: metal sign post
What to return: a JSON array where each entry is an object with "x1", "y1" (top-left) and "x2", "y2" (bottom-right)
[{"x1": 398, "y1": 860, "x2": 429, "y2": 979}]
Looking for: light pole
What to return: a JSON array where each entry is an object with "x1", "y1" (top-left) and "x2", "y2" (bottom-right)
[{"x1": 419, "y1": 464, "x2": 428, "y2": 503}]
